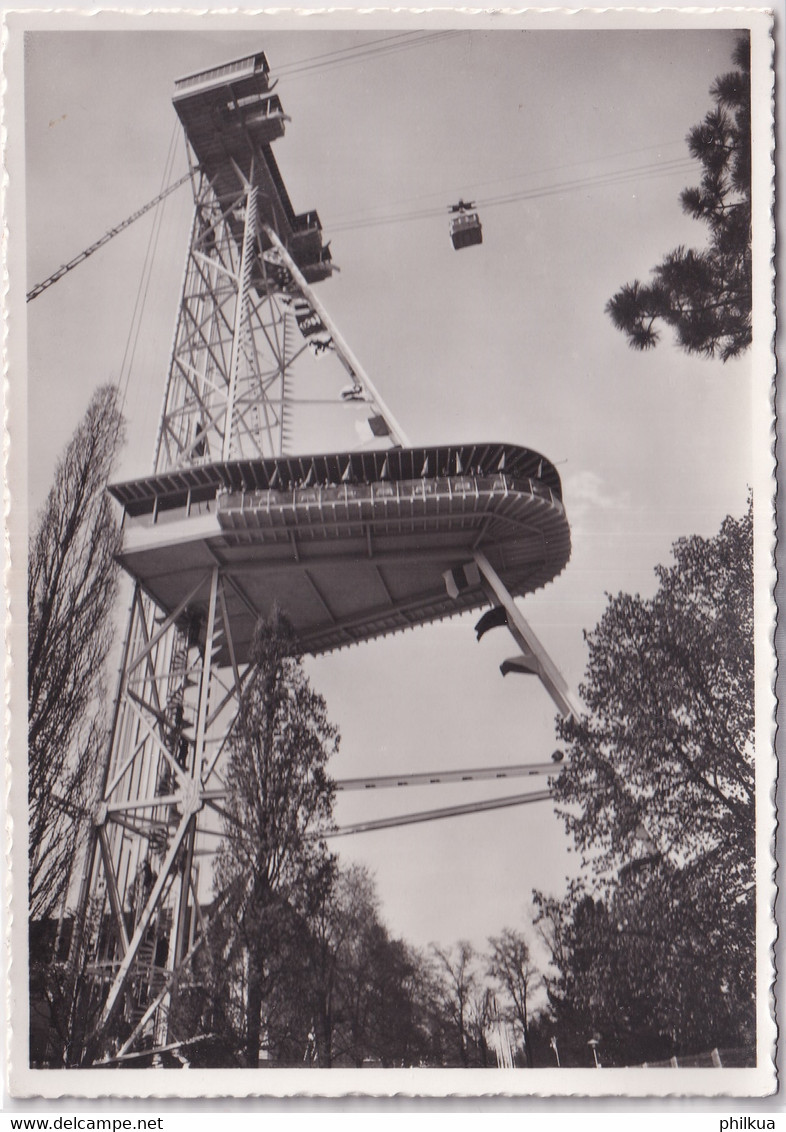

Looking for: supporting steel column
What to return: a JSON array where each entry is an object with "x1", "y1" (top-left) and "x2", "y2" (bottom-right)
[
  {"x1": 223, "y1": 187, "x2": 257, "y2": 461},
  {"x1": 261, "y1": 223, "x2": 410, "y2": 449},
  {"x1": 473, "y1": 550, "x2": 578, "y2": 720},
  {"x1": 164, "y1": 567, "x2": 221, "y2": 1043}
]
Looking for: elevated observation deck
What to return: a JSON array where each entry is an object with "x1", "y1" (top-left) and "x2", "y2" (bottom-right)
[
  {"x1": 173, "y1": 52, "x2": 331, "y2": 283},
  {"x1": 110, "y1": 443, "x2": 571, "y2": 662}
]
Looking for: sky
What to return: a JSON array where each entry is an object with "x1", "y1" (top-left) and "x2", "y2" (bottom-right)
[{"x1": 22, "y1": 22, "x2": 756, "y2": 958}]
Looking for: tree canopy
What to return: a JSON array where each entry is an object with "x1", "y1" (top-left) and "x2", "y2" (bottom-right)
[
  {"x1": 536, "y1": 499, "x2": 756, "y2": 1063},
  {"x1": 553, "y1": 498, "x2": 753, "y2": 877},
  {"x1": 28, "y1": 384, "x2": 126, "y2": 921},
  {"x1": 606, "y1": 37, "x2": 751, "y2": 362},
  {"x1": 210, "y1": 609, "x2": 338, "y2": 1066}
]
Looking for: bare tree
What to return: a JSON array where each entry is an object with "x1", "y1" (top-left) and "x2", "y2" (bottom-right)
[
  {"x1": 467, "y1": 983, "x2": 496, "y2": 1067},
  {"x1": 488, "y1": 928, "x2": 539, "y2": 1066},
  {"x1": 432, "y1": 941, "x2": 478, "y2": 1067},
  {"x1": 28, "y1": 384, "x2": 125, "y2": 921}
]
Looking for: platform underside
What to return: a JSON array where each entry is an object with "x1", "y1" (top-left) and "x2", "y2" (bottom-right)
[{"x1": 111, "y1": 445, "x2": 571, "y2": 662}]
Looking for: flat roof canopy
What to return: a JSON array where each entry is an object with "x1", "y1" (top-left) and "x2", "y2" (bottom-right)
[
  {"x1": 111, "y1": 443, "x2": 564, "y2": 514},
  {"x1": 110, "y1": 444, "x2": 570, "y2": 660}
]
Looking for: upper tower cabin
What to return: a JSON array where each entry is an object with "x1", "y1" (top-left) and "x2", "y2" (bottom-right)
[{"x1": 173, "y1": 52, "x2": 332, "y2": 284}]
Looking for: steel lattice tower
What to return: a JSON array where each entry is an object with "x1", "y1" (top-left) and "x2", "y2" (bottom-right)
[{"x1": 71, "y1": 51, "x2": 574, "y2": 1066}]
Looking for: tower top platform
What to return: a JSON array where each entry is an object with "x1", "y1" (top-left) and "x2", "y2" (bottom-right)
[
  {"x1": 110, "y1": 443, "x2": 571, "y2": 662},
  {"x1": 173, "y1": 51, "x2": 331, "y2": 283}
]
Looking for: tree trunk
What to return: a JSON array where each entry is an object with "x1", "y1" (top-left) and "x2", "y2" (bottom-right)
[
  {"x1": 523, "y1": 1020, "x2": 533, "y2": 1068},
  {"x1": 245, "y1": 962, "x2": 263, "y2": 1067},
  {"x1": 316, "y1": 998, "x2": 333, "y2": 1068}
]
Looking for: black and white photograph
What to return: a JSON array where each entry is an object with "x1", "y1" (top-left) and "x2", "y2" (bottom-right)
[{"x1": 3, "y1": 8, "x2": 777, "y2": 1099}]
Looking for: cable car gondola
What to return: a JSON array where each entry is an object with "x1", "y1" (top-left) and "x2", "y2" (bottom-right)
[{"x1": 448, "y1": 200, "x2": 483, "y2": 250}]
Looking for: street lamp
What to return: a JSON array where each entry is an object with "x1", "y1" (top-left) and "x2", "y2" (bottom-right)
[{"x1": 588, "y1": 1036, "x2": 601, "y2": 1068}]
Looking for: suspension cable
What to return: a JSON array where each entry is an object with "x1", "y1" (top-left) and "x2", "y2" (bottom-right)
[
  {"x1": 119, "y1": 125, "x2": 182, "y2": 413},
  {"x1": 328, "y1": 154, "x2": 697, "y2": 235},
  {"x1": 273, "y1": 30, "x2": 464, "y2": 80}
]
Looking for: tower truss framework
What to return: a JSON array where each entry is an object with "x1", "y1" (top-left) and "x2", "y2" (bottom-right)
[
  {"x1": 69, "y1": 51, "x2": 574, "y2": 1066},
  {"x1": 156, "y1": 170, "x2": 407, "y2": 473}
]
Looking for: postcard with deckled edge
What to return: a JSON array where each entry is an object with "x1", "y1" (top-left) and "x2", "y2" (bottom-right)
[{"x1": 3, "y1": 6, "x2": 778, "y2": 1099}]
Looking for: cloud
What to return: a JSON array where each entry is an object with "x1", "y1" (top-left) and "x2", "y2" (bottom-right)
[{"x1": 563, "y1": 469, "x2": 630, "y2": 515}]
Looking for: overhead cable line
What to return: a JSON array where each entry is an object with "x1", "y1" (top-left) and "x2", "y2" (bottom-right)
[
  {"x1": 328, "y1": 155, "x2": 697, "y2": 234},
  {"x1": 272, "y1": 30, "x2": 464, "y2": 79},
  {"x1": 327, "y1": 138, "x2": 690, "y2": 225},
  {"x1": 119, "y1": 124, "x2": 182, "y2": 413},
  {"x1": 25, "y1": 34, "x2": 459, "y2": 304},
  {"x1": 477, "y1": 157, "x2": 696, "y2": 210}
]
